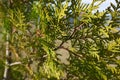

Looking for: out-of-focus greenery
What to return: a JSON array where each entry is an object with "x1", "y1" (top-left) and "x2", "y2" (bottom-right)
[{"x1": 0, "y1": 0, "x2": 120, "y2": 80}]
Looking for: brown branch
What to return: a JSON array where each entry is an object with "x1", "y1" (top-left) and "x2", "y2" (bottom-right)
[
  {"x1": 54, "y1": 23, "x2": 84, "y2": 51},
  {"x1": 60, "y1": 46, "x2": 83, "y2": 59},
  {"x1": 69, "y1": 23, "x2": 84, "y2": 39}
]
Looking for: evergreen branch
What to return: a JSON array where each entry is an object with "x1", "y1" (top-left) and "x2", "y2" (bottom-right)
[{"x1": 54, "y1": 23, "x2": 84, "y2": 51}]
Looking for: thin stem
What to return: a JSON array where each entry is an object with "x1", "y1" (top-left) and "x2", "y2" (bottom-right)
[
  {"x1": 3, "y1": 33, "x2": 11, "y2": 80},
  {"x1": 10, "y1": 62, "x2": 21, "y2": 66},
  {"x1": 54, "y1": 23, "x2": 84, "y2": 51}
]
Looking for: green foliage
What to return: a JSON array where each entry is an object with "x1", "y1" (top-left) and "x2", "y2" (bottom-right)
[{"x1": 0, "y1": 0, "x2": 120, "y2": 80}]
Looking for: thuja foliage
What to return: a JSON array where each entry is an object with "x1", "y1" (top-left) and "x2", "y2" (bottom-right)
[{"x1": 0, "y1": 0, "x2": 120, "y2": 80}]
